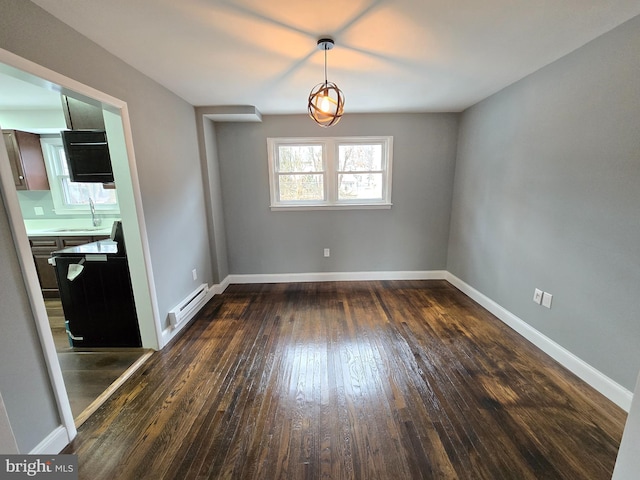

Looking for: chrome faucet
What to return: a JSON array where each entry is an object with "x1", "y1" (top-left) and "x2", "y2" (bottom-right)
[{"x1": 89, "y1": 197, "x2": 102, "y2": 227}]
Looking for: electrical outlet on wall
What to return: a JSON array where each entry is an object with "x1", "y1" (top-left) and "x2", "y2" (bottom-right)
[
  {"x1": 533, "y1": 288, "x2": 543, "y2": 305},
  {"x1": 542, "y1": 292, "x2": 553, "y2": 308},
  {"x1": 192, "y1": 269, "x2": 198, "y2": 281},
  {"x1": 323, "y1": 248, "x2": 330, "y2": 257}
]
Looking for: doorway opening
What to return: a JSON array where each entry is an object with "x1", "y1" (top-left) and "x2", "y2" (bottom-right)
[
  {"x1": 44, "y1": 298, "x2": 151, "y2": 424},
  {"x1": 0, "y1": 55, "x2": 161, "y2": 436}
]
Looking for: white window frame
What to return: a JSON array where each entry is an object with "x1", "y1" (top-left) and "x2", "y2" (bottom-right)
[
  {"x1": 267, "y1": 136, "x2": 393, "y2": 211},
  {"x1": 40, "y1": 136, "x2": 120, "y2": 215}
]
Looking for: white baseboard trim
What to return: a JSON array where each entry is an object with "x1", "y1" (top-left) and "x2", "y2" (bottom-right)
[
  {"x1": 211, "y1": 275, "x2": 231, "y2": 295},
  {"x1": 445, "y1": 272, "x2": 633, "y2": 412},
  {"x1": 29, "y1": 425, "x2": 71, "y2": 454},
  {"x1": 227, "y1": 270, "x2": 447, "y2": 284}
]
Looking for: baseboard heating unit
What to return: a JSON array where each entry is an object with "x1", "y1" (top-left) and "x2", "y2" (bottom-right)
[{"x1": 168, "y1": 283, "x2": 211, "y2": 328}]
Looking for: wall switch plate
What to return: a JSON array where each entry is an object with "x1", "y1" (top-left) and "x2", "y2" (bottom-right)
[
  {"x1": 533, "y1": 288, "x2": 543, "y2": 305},
  {"x1": 323, "y1": 248, "x2": 330, "y2": 257},
  {"x1": 192, "y1": 269, "x2": 198, "y2": 281},
  {"x1": 542, "y1": 292, "x2": 553, "y2": 308},
  {"x1": 34, "y1": 206, "x2": 44, "y2": 216}
]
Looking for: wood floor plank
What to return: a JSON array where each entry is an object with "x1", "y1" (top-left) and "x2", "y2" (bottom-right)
[
  {"x1": 45, "y1": 299, "x2": 149, "y2": 422},
  {"x1": 64, "y1": 280, "x2": 626, "y2": 479}
]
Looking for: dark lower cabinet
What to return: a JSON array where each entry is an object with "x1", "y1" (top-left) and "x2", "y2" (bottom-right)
[
  {"x1": 54, "y1": 255, "x2": 141, "y2": 348},
  {"x1": 30, "y1": 237, "x2": 61, "y2": 298},
  {"x1": 29, "y1": 235, "x2": 109, "y2": 297}
]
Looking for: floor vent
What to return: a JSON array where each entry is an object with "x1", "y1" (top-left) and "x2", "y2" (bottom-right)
[{"x1": 169, "y1": 284, "x2": 209, "y2": 328}]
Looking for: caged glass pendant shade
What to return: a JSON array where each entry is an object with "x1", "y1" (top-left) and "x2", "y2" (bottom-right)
[{"x1": 308, "y1": 38, "x2": 345, "y2": 127}]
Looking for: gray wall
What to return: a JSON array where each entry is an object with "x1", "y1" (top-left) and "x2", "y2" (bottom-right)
[
  {"x1": 0, "y1": 194, "x2": 60, "y2": 452},
  {"x1": 0, "y1": 0, "x2": 214, "y2": 450},
  {"x1": 195, "y1": 110, "x2": 229, "y2": 284},
  {"x1": 448, "y1": 15, "x2": 640, "y2": 389},
  {"x1": 0, "y1": 0, "x2": 213, "y2": 333},
  {"x1": 215, "y1": 113, "x2": 459, "y2": 275}
]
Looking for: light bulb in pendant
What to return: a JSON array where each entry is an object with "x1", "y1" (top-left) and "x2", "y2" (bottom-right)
[{"x1": 320, "y1": 95, "x2": 331, "y2": 113}]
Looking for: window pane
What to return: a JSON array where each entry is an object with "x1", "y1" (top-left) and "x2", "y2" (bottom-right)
[
  {"x1": 278, "y1": 145, "x2": 323, "y2": 173},
  {"x1": 61, "y1": 178, "x2": 118, "y2": 206},
  {"x1": 338, "y1": 173, "x2": 383, "y2": 200},
  {"x1": 338, "y1": 144, "x2": 382, "y2": 171},
  {"x1": 57, "y1": 147, "x2": 70, "y2": 175},
  {"x1": 278, "y1": 174, "x2": 324, "y2": 201}
]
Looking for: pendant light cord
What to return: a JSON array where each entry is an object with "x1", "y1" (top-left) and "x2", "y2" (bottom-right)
[{"x1": 324, "y1": 47, "x2": 328, "y2": 85}]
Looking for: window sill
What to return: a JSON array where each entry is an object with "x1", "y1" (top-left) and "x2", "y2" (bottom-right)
[{"x1": 270, "y1": 203, "x2": 392, "y2": 212}]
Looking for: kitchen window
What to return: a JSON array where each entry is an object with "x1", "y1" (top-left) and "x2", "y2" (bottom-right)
[
  {"x1": 40, "y1": 136, "x2": 119, "y2": 214},
  {"x1": 267, "y1": 136, "x2": 393, "y2": 210}
]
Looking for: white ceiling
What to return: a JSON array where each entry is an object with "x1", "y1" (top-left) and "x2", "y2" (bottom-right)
[
  {"x1": 0, "y1": 74, "x2": 63, "y2": 110},
  {"x1": 8, "y1": 1, "x2": 640, "y2": 113}
]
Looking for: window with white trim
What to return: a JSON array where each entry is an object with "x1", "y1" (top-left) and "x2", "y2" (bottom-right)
[
  {"x1": 267, "y1": 136, "x2": 393, "y2": 210},
  {"x1": 40, "y1": 136, "x2": 120, "y2": 214}
]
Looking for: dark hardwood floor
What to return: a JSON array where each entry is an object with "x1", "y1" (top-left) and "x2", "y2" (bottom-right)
[
  {"x1": 63, "y1": 281, "x2": 626, "y2": 479},
  {"x1": 45, "y1": 299, "x2": 149, "y2": 421}
]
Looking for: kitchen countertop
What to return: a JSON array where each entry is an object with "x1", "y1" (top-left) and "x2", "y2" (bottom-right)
[
  {"x1": 24, "y1": 218, "x2": 118, "y2": 237},
  {"x1": 53, "y1": 239, "x2": 121, "y2": 256}
]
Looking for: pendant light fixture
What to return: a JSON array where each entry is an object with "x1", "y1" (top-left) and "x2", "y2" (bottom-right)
[{"x1": 308, "y1": 38, "x2": 345, "y2": 127}]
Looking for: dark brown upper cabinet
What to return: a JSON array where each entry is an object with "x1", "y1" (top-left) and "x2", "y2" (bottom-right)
[{"x1": 2, "y1": 129, "x2": 50, "y2": 191}]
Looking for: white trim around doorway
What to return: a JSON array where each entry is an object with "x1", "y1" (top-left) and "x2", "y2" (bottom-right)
[{"x1": 0, "y1": 47, "x2": 162, "y2": 449}]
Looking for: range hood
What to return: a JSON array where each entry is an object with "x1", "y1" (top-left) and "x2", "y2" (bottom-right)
[
  {"x1": 60, "y1": 95, "x2": 114, "y2": 184},
  {"x1": 61, "y1": 95, "x2": 105, "y2": 130}
]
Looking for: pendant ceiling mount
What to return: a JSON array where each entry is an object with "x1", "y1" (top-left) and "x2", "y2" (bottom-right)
[
  {"x1": 317, "y1": 38, "x2": 335, "y2": 51},
  {"x1": 308, "y1": 38, "x2": 345, "y2": 127}
]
